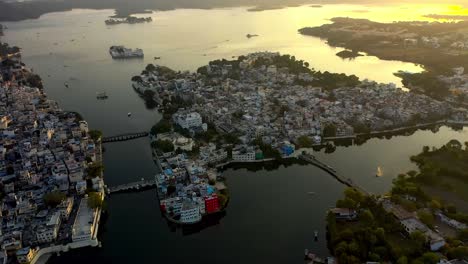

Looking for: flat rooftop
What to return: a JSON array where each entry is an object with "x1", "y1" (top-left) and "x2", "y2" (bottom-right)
[{"x1": 72, "y1": 197, "x2": 96, "y2": 237}]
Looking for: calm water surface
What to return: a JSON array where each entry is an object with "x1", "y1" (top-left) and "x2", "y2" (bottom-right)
[{"x1": 1, "y1": 4, "x2": 468, "y2": 263}]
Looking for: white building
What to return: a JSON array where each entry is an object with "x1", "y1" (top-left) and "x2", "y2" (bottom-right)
[
  {"x1": 400, "y1": 218, "x2": 428, "y2": 234},
  {"x1": 173, "y1": 136, "x2": 194, "y2": 152},
  {"x1": 36, "y1": 211, "x2": 61, "y2": 244},
  {"x1": 161, "y1": 197, "x2": 183, "y2": 215},
  {"x1": 173, "y1": 112, "x2": 203, "y2": 129},
  {"x1": 75, "y1": 181, "x2": 87, "y2": 195},
  {"x1": 232, "y1": 146, "x2": 255, "y2": 162},
  {"x1": 72, "y1": 197, "x2": 98, "y2": 242},
  {"x1": 180, "y1": 202, "x2": 202, "y2": 224},
  {"x1": 58, "y1": 197, "x2": 74, "y2": 220},
  {"x1": 437, "y1": 213, "x2": 468, "y2": 230}
]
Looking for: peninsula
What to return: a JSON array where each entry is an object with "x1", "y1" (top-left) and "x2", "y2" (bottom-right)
[
  {"x1": 327, "y1": 140, "x2": 468, "y2": 263},
  {"x1": 299, "y1": 18, "x2": 468, "y2": 100},
  {"x1": 0, "y1": 41, "x2": 106, "y2": 263}
]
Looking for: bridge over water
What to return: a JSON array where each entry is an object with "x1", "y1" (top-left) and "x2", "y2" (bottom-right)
[
  {"x1": 299, "y1": 154, "x2": 370, "y2": 196},
  {"x1": 108, "y1": 179, "x2": 156, "y2": 194},
  {"x1": 102, "y1": 132, "x2": 149, "y2": 143}
]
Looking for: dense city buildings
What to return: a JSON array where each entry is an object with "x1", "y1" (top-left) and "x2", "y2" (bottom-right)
[
  {"x1": 0, "y1": 46, "x2": 104, "y2": 263},
  {"x1": 134, "y1": 52, "x2": 463, "y2": 150}
]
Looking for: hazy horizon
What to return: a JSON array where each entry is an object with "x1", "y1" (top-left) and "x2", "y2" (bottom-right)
[{"x1": 1, "y1": 0, "x2": 467, "y2": 21}]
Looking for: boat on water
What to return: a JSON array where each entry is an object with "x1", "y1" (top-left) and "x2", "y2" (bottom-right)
[
  {"x1": 376, "y1": 166, "x2": 383, "y2": 177},
  {"x1": 246, "y1": 33, "x2": 259, "y2": 38},
  {"x1": 154, "y1": 56, "x2": 161, "y2": 60},
  {"x1": 109, "y1": 46, "x2": 144, "y2": 59},
  {"x1": 96, "y1": 92, "x2": 108, "y2": 100},
  {"x1": 308, "y1": 192, "x2": 316, "y2": 195},
  {"x1": 127, "y1": 112, "x2": 132, "y2": 117}
]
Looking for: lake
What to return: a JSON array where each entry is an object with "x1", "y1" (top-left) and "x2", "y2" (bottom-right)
[{"x1": 1, "y1": 3, "x2": 467, "y2": 263}]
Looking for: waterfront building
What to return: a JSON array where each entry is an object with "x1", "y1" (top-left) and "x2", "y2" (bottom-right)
[
  {"x1": 160, "y1": 197, "x2": 183, "y2": 215},
  {"x1": 16, "y1": 247, "x2": 37, "y2": 264},
  {"x1": 232, "y1": 145, "x2": 255, "y2": 162},
  {"x1": 72, "y1": 197, "x2": 98, "y2": 242},
  {"x1": 180, "y1": 202, "x2": 202, "y2": 224},
  {"x1": 329, "y1": 208, "x2": 358, "y2": 221},
  {"x1": 204, "y1": 195, "x2": 220, "y2": 214}
]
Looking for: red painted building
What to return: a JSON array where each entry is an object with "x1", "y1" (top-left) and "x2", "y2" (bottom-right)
[{"x1": 204, "y1": 194, "x2": 220, "y2": 214}]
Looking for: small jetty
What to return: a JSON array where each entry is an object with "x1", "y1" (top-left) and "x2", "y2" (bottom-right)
[{"x1": 102, "y1": 132, "x2": 148, "y2": 143}]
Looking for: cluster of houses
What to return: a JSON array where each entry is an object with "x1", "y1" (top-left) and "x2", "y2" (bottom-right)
[
  {"x1": 405, "y1": 33, "x2": 468, "y2": 51},
  {"x1": 133, "y1": 52, "x2": 457, "y2": 149},
  {"x1": 381, "y1": 199, "x2": 447, "y2": 251},
  {"x1": 0, "y1": 51, "x2": 103, "y2": 263},
  {"x1": 332, "y1": 195, "x2": 467, "y2": 256},
  {"x1": 440, "y1": 67, "x2": 468, "y2": 107},
  {"x1": 154, "y1": 150, "x2": 226, "y2": 224}
]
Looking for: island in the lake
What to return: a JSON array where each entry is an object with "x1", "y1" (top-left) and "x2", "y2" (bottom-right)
[
  {"x1": 327, "y1": 140, "x2": 468, "y2": 263},
  {"x1": 105, "y1": 16, "x2": 152, "y2": 25},
  {"x1": 336, "y1": 50, "x2": 363, "y2": 59}
]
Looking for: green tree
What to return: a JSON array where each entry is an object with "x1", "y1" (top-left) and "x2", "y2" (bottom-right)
[
  {"x1": 297, "y1": 135, "x2": 313, "y2": 148},
  {"x1": 344, "y1": 188, "x2": 364, "y2": 204},
  {"x1": 323, "y1": 124, "x2": 337, "y2": 137},
  {"x1": 360, "y1": 209, "x2": 375, "y2": 225},
  {"x1": 459, "y1": 228, "x2": 468, "y2": 241},
  {"x1": 417, "y1": 211, "x2": 435, "y2": 227},
  {"x1": 447, "y1": 246, "x2": 468, "y2": 259},
  {"x1": 421, "y1": 253, "x2": 440, "y2": 264},
  {"x1": 151, "y1": 140, "x2": 175, "y2": 153},
  {"x1": 422, "y1": 146, "x2": 430, "y2": 153},
  {"x1": 44, "y1": 191, "x2": 66, "y2": 207},
  {"x1": 397, "y1": 256, "x2": 408, "y2": 264},
  {"x1": 429, "y1": 200, "x2": 441, "y2": 210},
  {"x1": 336, "y1": 198, "x2": 357, "y2": 209},
  {"x1": 87, "y1": 162, "x2": 104, "y2": 178},
  {"x1": 88, "y1": 130, "x2": 103, "y2": 141},
  {"x1": 145, "y1": 63, "x2": 157, "y2": 72},
  {"x1": 87, "y1": 192, "x2": 103, "y2": 209},
  {"x1": 218, "y1": 193, "x2": 228, "y2": 209},
  {"x1": 150, "y1": 119, "x2": 172, "y2": 135}
]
